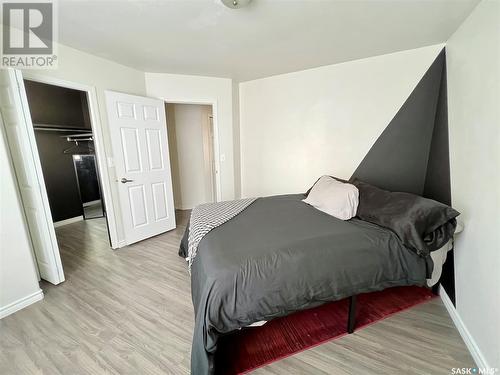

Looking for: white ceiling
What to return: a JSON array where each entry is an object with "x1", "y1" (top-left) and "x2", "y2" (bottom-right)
[{"x1": 58, "y1": 0, "x2": 480, "y2": 82}]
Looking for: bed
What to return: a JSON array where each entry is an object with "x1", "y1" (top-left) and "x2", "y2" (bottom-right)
[{"x1": 180, "y1": 192, "x2": 441, "y2": 374}]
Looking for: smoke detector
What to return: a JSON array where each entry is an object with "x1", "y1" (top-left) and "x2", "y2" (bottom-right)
[{"x1": 221, "y1": 0, "x2": 252, "y2": 9}]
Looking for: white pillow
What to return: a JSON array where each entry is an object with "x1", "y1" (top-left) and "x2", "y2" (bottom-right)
[{"x1": 303, "y1": 176, "x2": 359, "y2": 220}]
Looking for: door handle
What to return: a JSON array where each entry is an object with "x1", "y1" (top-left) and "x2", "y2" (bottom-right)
[{"x1": 120, "y1": 178, "x2": 134, "y2": 184}]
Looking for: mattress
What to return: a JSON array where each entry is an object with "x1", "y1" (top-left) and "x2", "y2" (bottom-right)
[{"x1": 184, "y1": 194, "x2": 429, "y2": 374}]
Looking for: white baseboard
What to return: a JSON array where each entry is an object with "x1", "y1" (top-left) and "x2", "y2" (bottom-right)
[
  {"x1": 175, "y1": 206, "x2": 193, "y2": 211},
  {"x1": 53, "y1": 215, "x2": 83, "y2": 228},
  {"x1": 439, "y1": 285, "x2": 490, "y2": 369},
  {"x1": 0, "y1": 289, "x2": 44, "y2": 319},
  {"x1": 114, "y1": 239, "x2": 127, "y2": 249}
]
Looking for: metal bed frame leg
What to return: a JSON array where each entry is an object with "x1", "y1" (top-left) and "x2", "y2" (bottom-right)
[
  {"x1": 431, "y1": 282, "x2": 440, "y2": 296},
  {"x1": 347, "y1": 295, "x2": 357, "y2": 334}
]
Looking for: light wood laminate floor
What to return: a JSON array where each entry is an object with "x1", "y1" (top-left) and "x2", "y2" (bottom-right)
[{"x1": 0, "y1": 211, "x2": 474, "y2": 374}]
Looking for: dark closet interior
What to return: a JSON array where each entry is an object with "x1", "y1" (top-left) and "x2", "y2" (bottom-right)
[{"x1": 24, "y1": 80, "x2": 105, "y2": 223}]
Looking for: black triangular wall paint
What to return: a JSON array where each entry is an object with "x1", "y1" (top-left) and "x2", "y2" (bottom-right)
[
  {"x1": 350, "y1": 49, "x2": 455, "y2": 304},
  {"x1": 422, "y1": 53, "x2": 455, "y2": 304},
  {"x1": 351, "y1": 50, "x2": 445, "y2": 197},
  {"x1": 423, "y1": 56, "x2": 451, "y2": 206}
]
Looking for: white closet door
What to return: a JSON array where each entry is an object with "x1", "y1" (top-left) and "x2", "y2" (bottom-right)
[
  {"x1": 105, "y1": 91, "x2": 176, "y2": 245},
  {"x1": 0, "y1": 69, "x2": 64, "y2": 285}
]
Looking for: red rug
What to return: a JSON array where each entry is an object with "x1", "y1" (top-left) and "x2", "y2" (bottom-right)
[{"x1": 216, "y1": 286, "x2": 435, "y2": 374}]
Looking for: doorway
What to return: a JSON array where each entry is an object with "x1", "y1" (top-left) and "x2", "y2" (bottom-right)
[
  {"x1": 165, "y1": 103, "x2": 217, "y2": 210},
  {"x1": 23, "y1": 78, "x2": 111, "y2": 280}
]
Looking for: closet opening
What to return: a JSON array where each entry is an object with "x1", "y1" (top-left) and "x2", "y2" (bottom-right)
[
  {"x1": 165, "y1": 103, "x2": 218, "y2": 217},
  {"x1": 24, "y1": 79, "x2": 111, "y2": 265}
]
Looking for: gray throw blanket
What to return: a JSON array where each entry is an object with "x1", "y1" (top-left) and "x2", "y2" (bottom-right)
[{"x1": 187, "y1": 198, "x2": 256, "y2": 270}]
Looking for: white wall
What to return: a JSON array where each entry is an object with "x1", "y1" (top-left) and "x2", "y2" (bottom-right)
[
  {"x1": 447, "y1": 0, "x2": 500, "y2": 368},
  {"x1": 166, "y1": 104, "x2": 213, "y2": 209},
  {"x1": 0, "y1": 121, "x2": 43, "y2": 318},
  {"x1": 239, "y1": 44, "x2": 445, "y2": 197},
  {"x1": 23, "y1": 43, "x2": 148, "y2": 247},
  {"x1": 145, "y1": 73, "x2": 234, "y2": 201}
]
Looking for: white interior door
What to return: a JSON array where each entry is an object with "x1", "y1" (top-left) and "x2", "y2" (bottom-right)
[
  {"x1": 105, "y1": 91, "x2": 176, "y2": 245},
  {"x1": 0, "y1": 69, "x2": 64, "y2": 285}
]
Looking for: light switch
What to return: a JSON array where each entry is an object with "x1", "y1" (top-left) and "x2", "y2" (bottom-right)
[
  {"x1": 107, "y1": 157, "x2": 114, "y2": 167},
  {"x1": 220, "y1": 154, "x2": 226, "y2": 162}
]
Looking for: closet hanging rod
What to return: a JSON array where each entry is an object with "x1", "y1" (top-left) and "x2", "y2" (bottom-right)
[
  {"x1": 60, "y1": 133, "x2": 94, "y2": 138},
  {"x1": 33, "y1": 125, "x2": 92, "y2": 133},
  {"x1": 65, "y1": 138, "x2": 94, "y2": 144}
]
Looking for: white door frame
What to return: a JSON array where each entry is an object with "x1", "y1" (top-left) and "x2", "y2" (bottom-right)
[
  {"x1": 163, "y1": 99, "x2": 222, "y2": 202},
  {"x1": 1, "y1": 69, "x2": 64, "y2": 284},
  {"x1": 18, "y1": 71, "x2": 120, "y2": 249}
]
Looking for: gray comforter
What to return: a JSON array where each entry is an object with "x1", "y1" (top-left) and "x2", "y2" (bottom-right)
[{"x1": 182, "y1": 194, "x2": 430, "y2": 374}]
